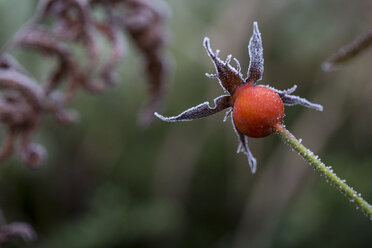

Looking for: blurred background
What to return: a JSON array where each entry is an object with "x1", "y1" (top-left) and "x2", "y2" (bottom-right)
[{"x1": 0, "y1": 0, "x2": 372, "y2": 247}]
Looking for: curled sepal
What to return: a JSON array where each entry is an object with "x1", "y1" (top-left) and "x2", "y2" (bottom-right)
[
  {"x1": 13, "y1": 28, "x2": 72, "y2": 60},
  {"x1": 246, "y1": 22, "x2": 264, "y2": 84},
  {"x1": 271, "y1": 85, "x2": 323, "y2": 111},
  {"x1": 155, "y1": 95, "x2": 231, "y2": 122},
  {"x1": 232, "y1": 117, "x2": 257, "y2": 173},
  {"x1": 0, "y1": 54, "x2": 26, "y2": 73},
  {"x1": 0, "y1": 69, "x2": 44, "y2": 110},
  {"x1": 204, "y1": 38, "x2": 245, "y2": 94}
]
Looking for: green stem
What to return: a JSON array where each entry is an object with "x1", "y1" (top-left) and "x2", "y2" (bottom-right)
[{"x1": 274, "y1": 123, "x2": 372, "y2": 220}]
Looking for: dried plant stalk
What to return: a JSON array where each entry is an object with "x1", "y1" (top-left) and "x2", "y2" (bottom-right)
[
  {"x1": 0, "y1": 0, "x2": 169, "y2": 167},
  {"x1": 322, "y1": 28, "x2": 372, "y2": 71}
]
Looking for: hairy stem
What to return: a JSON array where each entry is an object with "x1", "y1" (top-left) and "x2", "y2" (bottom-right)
[{"x1": 273, "y1": 123, "x2": 372, "y2": 220}]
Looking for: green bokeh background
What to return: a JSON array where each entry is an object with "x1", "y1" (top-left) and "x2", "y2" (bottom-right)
[{"x1": 0, "y1": 0, "x2": 371, "y2": 247}]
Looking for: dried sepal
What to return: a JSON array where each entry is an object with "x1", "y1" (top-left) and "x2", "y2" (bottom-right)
[
  {"x1": 155, "y1": 95, "x2": 231, "y2": 122},
  {"x1": 246, "y1": 22, "x2": 264, "y2": 84},
  {"x1": 275, "y1": 84, "x2": 297, "y2": 95},
  {"x1": 280, "y1": 94, "x2": 323, "y2": 111},
  {"x1": 223, "y1": 108, "x2": 232, "y2": 122},
  {"x1": 203, "y1": 37, "x2": 245, "y2": 94},
  {"x1": 322, "y1": 28, "x2": 372, "y2": 71},
  {"x1": 269, "y1": 85, "x2": 323, "y2": 111},
  {"x1": 232, "y1": 117, "x2": 257, "y2": 173}
]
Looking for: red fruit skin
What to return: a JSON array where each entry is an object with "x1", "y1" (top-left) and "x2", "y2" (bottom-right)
[{"x1": 232, "y1": 84, "x2": 284, "y2": 138}]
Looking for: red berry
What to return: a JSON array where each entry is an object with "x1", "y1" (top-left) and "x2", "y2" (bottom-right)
[{"x1": 232, "y1": 84, "x2": 284, "y2": 138}]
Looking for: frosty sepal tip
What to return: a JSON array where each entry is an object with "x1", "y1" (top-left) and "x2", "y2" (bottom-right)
[
  {"x1": 270, "y1": 85, "x2": 323, "y2": 112},
  {"x1": 232, "y1": 118, "x2": 257, "y2": 173},
  {"x1": 281, "y1": 94, "x2": 323, "y2": 111},
  {"x1": 154, "y1": 95, "x2": 231, "y2": 122},
  {"x1": 246, "y1": 22, "x2": 264, "y2": 84},
  {"x1": 203, "y1": 37, "x2": 245, "y2": 94}
]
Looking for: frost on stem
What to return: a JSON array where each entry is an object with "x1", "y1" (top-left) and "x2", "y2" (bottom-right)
[
  {"x1": 246, "y1": 22, "x2": 264, "y2": 84},
  {"x1": 274, "y1": 124, "x2": 372, "y2": 220},
  {"x1": 154, "y1": 95, "x2": 231, "y2": 122},
  {"x1": 203, "y1": 37, "x2": 245, "y2": 94}
]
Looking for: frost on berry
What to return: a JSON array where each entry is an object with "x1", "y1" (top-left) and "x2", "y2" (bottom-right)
[{"x1": 155, "y1": 22, "x2": 323, "y2": 173}]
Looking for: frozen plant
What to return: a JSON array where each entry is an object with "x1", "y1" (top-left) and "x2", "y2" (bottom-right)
[
  {"x1": 156, "y1": 22, "x2": 372, "y2": 220},
  {"x1": 156, "y1": 22, "x2": 322, "y2": 173}
]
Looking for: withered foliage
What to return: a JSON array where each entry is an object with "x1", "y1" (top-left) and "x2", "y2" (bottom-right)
[{"x1": 0, "y1": 0, "x2": 169, "y2": 167}]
